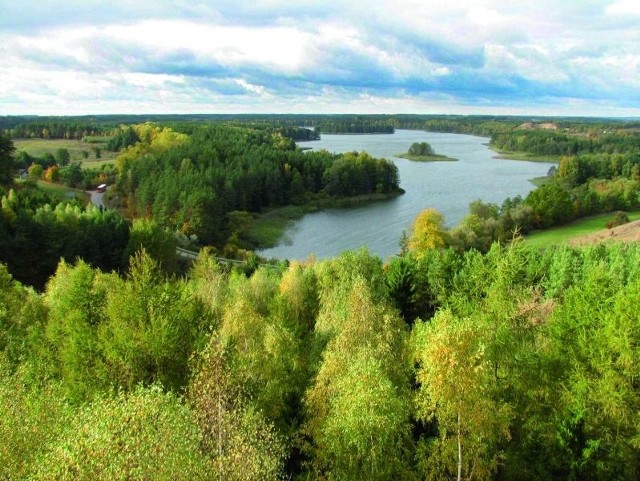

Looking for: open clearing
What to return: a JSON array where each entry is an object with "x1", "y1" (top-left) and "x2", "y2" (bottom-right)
[
  {"x1": 525, "y1": 210, "x2": 640, "y2": 248},
  {"x1": 35, "y1": 180, "x2": 90, "y2": 203},
  {"x1": 13, "y1": 138, "x2": 117, "y2": 167}
]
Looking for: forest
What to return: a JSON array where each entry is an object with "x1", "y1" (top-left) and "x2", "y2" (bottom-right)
[
  {"x1": 112, "y1": 123, "x2": 401, "y2": 247},
  {"x1": 1, "y1": 114, "x2": 640, "y2": 479},
  {"x1": 2, "y1": 239, "x2": 640, "y2": 480}
]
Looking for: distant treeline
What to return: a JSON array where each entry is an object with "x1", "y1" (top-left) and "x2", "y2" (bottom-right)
[
  {"x1": 314, "y1": 119, "x2": 394, "y2": 134},
  {"x1": 492, "y1": 129, "x2": 640, "y2": 157},
  {"x1": 4, "y1": 114, "x2": 640, "y2": 140}
]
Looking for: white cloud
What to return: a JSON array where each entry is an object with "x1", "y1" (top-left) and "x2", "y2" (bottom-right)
[
  {"x1": 0, "y1": 0, "x2": 639, "y2": 115},
  {"x1": 606, "y1": 0, "x2": 640, "y2": 15},
  {"x1": 121, "y1": 73, "x2": 186, "y2": 88},
  {"x1": 105, "y1": 21, "x2": 310, "y2": 72}
]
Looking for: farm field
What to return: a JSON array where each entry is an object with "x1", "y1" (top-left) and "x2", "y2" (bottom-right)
[{"x1": 13, "y1": 138, "x2": 117, "y2": 167}]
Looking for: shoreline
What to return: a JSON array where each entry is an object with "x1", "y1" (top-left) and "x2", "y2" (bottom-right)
[
  {"x1": 247, "y1": 190, "x2": 404, "y2": 250},
  {"x1": 489, "y1": 146, "x2": 560, "y2": 163},
  {"x1": 394, "y1": 152, "x2": 458, "y2": 162}
]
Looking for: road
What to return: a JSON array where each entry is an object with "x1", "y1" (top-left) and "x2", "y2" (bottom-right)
[{"x1": 88, "y1": 190, "x2": 105, "y2": 208}]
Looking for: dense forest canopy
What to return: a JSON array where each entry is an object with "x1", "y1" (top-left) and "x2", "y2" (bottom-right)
[{"x1": 2, "y1": 241, "x2": 640, "y2": 479}]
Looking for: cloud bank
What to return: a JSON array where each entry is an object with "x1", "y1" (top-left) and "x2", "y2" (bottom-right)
[{"x1": 1, "y1": 0, "x2": 639, "y2": 116}]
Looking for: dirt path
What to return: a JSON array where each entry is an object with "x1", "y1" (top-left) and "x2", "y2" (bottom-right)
[{"x1": 569, "y1": 219, "x2": 640, "y2": 246}]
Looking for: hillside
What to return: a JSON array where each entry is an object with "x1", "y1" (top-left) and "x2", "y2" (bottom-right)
[{"x1": 569, "y1": 219, "x2": 640, "y2": 245}]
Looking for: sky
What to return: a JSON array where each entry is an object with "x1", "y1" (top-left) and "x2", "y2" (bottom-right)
[{"x1": 1, "y1": 0, "x2": 639, "y2": 117}]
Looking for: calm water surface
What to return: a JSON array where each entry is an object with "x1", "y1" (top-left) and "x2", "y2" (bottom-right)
[{"x1": 259, "y1": 130, "x2": 553, "y2": 261}]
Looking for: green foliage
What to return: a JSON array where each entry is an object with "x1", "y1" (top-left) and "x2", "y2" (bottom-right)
[
  {"x1": 408, "y1": 141, "x2": 435, "y2": 156},
  {"x1": 59, "y1": 162, "x2": 83, "y2": 187},
  {"x1": 125, "y1": 218, "x2": 177, "y2": 274},
  {"x1": 0, "y1": 132, "x2": 15, "y2": 184},
  {"x1": 525, "y1": 183, "x2": 576, "y2": 228},
  {"x1": 115, "y1": 124, "x2": 399, "y2": 247},
  {"x1": 0, "y1": 359, "x2": 72, "y2": 480},
  {"x1": 44, "y1": 259, "x2": 112, "y2": 399},
  {"x1": 55, "y1": 147, "x2": 71, "y2": 166},
  {"x1": 4, "y1": 153, "x2": 640, "y2": 481},
  {"x1": 28, "y1": 162, "x2": 43, "y2": 180},
  {"x1": 2, "y1": 115, "x2": 640, "y2": 480},
  {"x1": 385, "y1": 254, "x2": 438, "y2": 323},
  {"x1": 188, "y1": 334, "x2": 286, "y2": 480},
  {"x1": 305, "y1": 277, "x2": 412, "y2": 479},
  {"x1": 1, "y1": 191, "x2": 129, "y2": 288},
  {"x1": 100, "y1": 252, "x2": 211, "y2": 392},
  {"x1": 43, "y1": 253, "x2": 211, "y2": 401},
  {"x1": 106, "y1": 125, "x2": 140, "y2": 151},
  {"x1": 607, "y1": 210, "x2": 630, "y2": 228},
  {"x1": 0, "y1": 265, "x2": 46, "y2": 366},
  {"x1": 323, "y1": 150, "x2": 400, "y2": 196},
  {"x1": 33, "y1": 386, "x2": 211, "y2": 481},
  {"x1": 314, "y1": 119, "x2": 394, "y2": 134}
]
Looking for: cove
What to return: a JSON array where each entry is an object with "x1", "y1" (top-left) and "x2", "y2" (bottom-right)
[{"x1": 259, "y1": 130, "x2": 554, "y2": 261}]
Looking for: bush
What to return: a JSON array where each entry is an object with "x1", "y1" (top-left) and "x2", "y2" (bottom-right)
[{"x1": 606, "y1": 211, "x2": 630, "y2": 229}]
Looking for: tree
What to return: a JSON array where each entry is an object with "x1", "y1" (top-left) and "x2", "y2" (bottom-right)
[
  {"x1": 305, "y1": 277, "x2": 412, "y2": 480},
  {"x1": 385, "y1": 254, "x2": 437, "y2": 324},
  {"x1": 124, "y1": 218, "x2": 177, "y2": 273},
  {"x1": 219, "y1": 268, "x2": 305, "y2": 429},
  {"x1": 99, "y1": 251, "x2": 210, "y2": 392},
  {"x1": 54, "y1": 148, "x2": 70, "y2": 166},
  {"x1": 189, "y1": 334, "x2": 286, "y2": 480},
  {"x1": 43, "y1": 165, "x2": 60, "y2": 183},
  {"x1": 408, "y1": 142, "x2": 434, "y2": 156},
  {"x1": 44, "y1": 259, "x2": 111, "y2": 400},
  {"x1": 27, "y1": 163, "x2": 43, "y2": 181},
  {"x1": 408, "y1": 208, "x2": 448, "y2": 254},
  {"x1": 0, "y1": 134, "x2": 15, "y2": 184},
  {"x1": 61, "y1": 162, "x2": 83, "y2": 187},
  {"x1": 33, "y1": 386, "x2": 211, "y2": 480},
  {"x1": 414, "y1": 312, "x2": 503, "y2": 481},
  {"x1": 0, "y1": 359, "x2": 71, "y2": 480},
  {"x1": 525, "y1": 183, "x2": 575, "y2": 228}
]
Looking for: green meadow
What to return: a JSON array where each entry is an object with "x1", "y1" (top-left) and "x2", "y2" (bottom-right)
[
  {"x1": 13, "y1": 138, "x2": 118, "y2": 167},
  {"x1": 524, "y1": 210, "x2": 640, "y2": 248}
]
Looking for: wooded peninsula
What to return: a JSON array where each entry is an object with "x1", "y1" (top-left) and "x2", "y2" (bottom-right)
[{"x1": 1, "y1": 114, "x2": 640, "y2": 480}]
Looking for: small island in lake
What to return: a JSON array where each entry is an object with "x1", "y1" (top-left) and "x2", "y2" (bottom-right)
[{"x1": 396, "y1": 141, "x2": 457, "y2": 162}]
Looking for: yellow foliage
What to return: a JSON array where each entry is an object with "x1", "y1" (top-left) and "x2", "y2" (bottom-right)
[
  {"x1": 115, "y1": 123, "x2": 189, "y2": 173},
  {"x1": 408, "y1": 208, "x2": 447, "y2": 254}
]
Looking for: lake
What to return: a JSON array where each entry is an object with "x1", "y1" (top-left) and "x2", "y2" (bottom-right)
[{"x1": 259, "y1": 130, "x2": 554, "y2": 261}]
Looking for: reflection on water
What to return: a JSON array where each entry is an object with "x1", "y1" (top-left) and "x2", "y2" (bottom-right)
[{"x1": 259, "y1": 130, "x2": 554, "y2": 261}]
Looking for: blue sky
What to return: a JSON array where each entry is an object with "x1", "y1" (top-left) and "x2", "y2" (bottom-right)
[{"x1": 1, "y1": 0, "x2": 639, "y2": 116}]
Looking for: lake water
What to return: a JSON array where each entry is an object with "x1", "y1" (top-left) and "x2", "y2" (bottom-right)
[{"x1": 259, "y1": 130, "x2": 554, "y2": 261}]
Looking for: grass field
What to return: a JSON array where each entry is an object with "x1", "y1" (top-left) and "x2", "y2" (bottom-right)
[
  {"x1": 524, "y1": 210, "x2": 640, "y2": 248},
  {"x1": 13, "y1": 138, "x2": 118, "y2": 167},
  {"x1": 246, "y1": 205, "x2": 312, "y2": 248},
  {"x1": 529, "y1": 176, "x2": 552, "y2": 187},
  {"x1": 36, "y1": 181, "x2": 90, "y2": 203}
]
